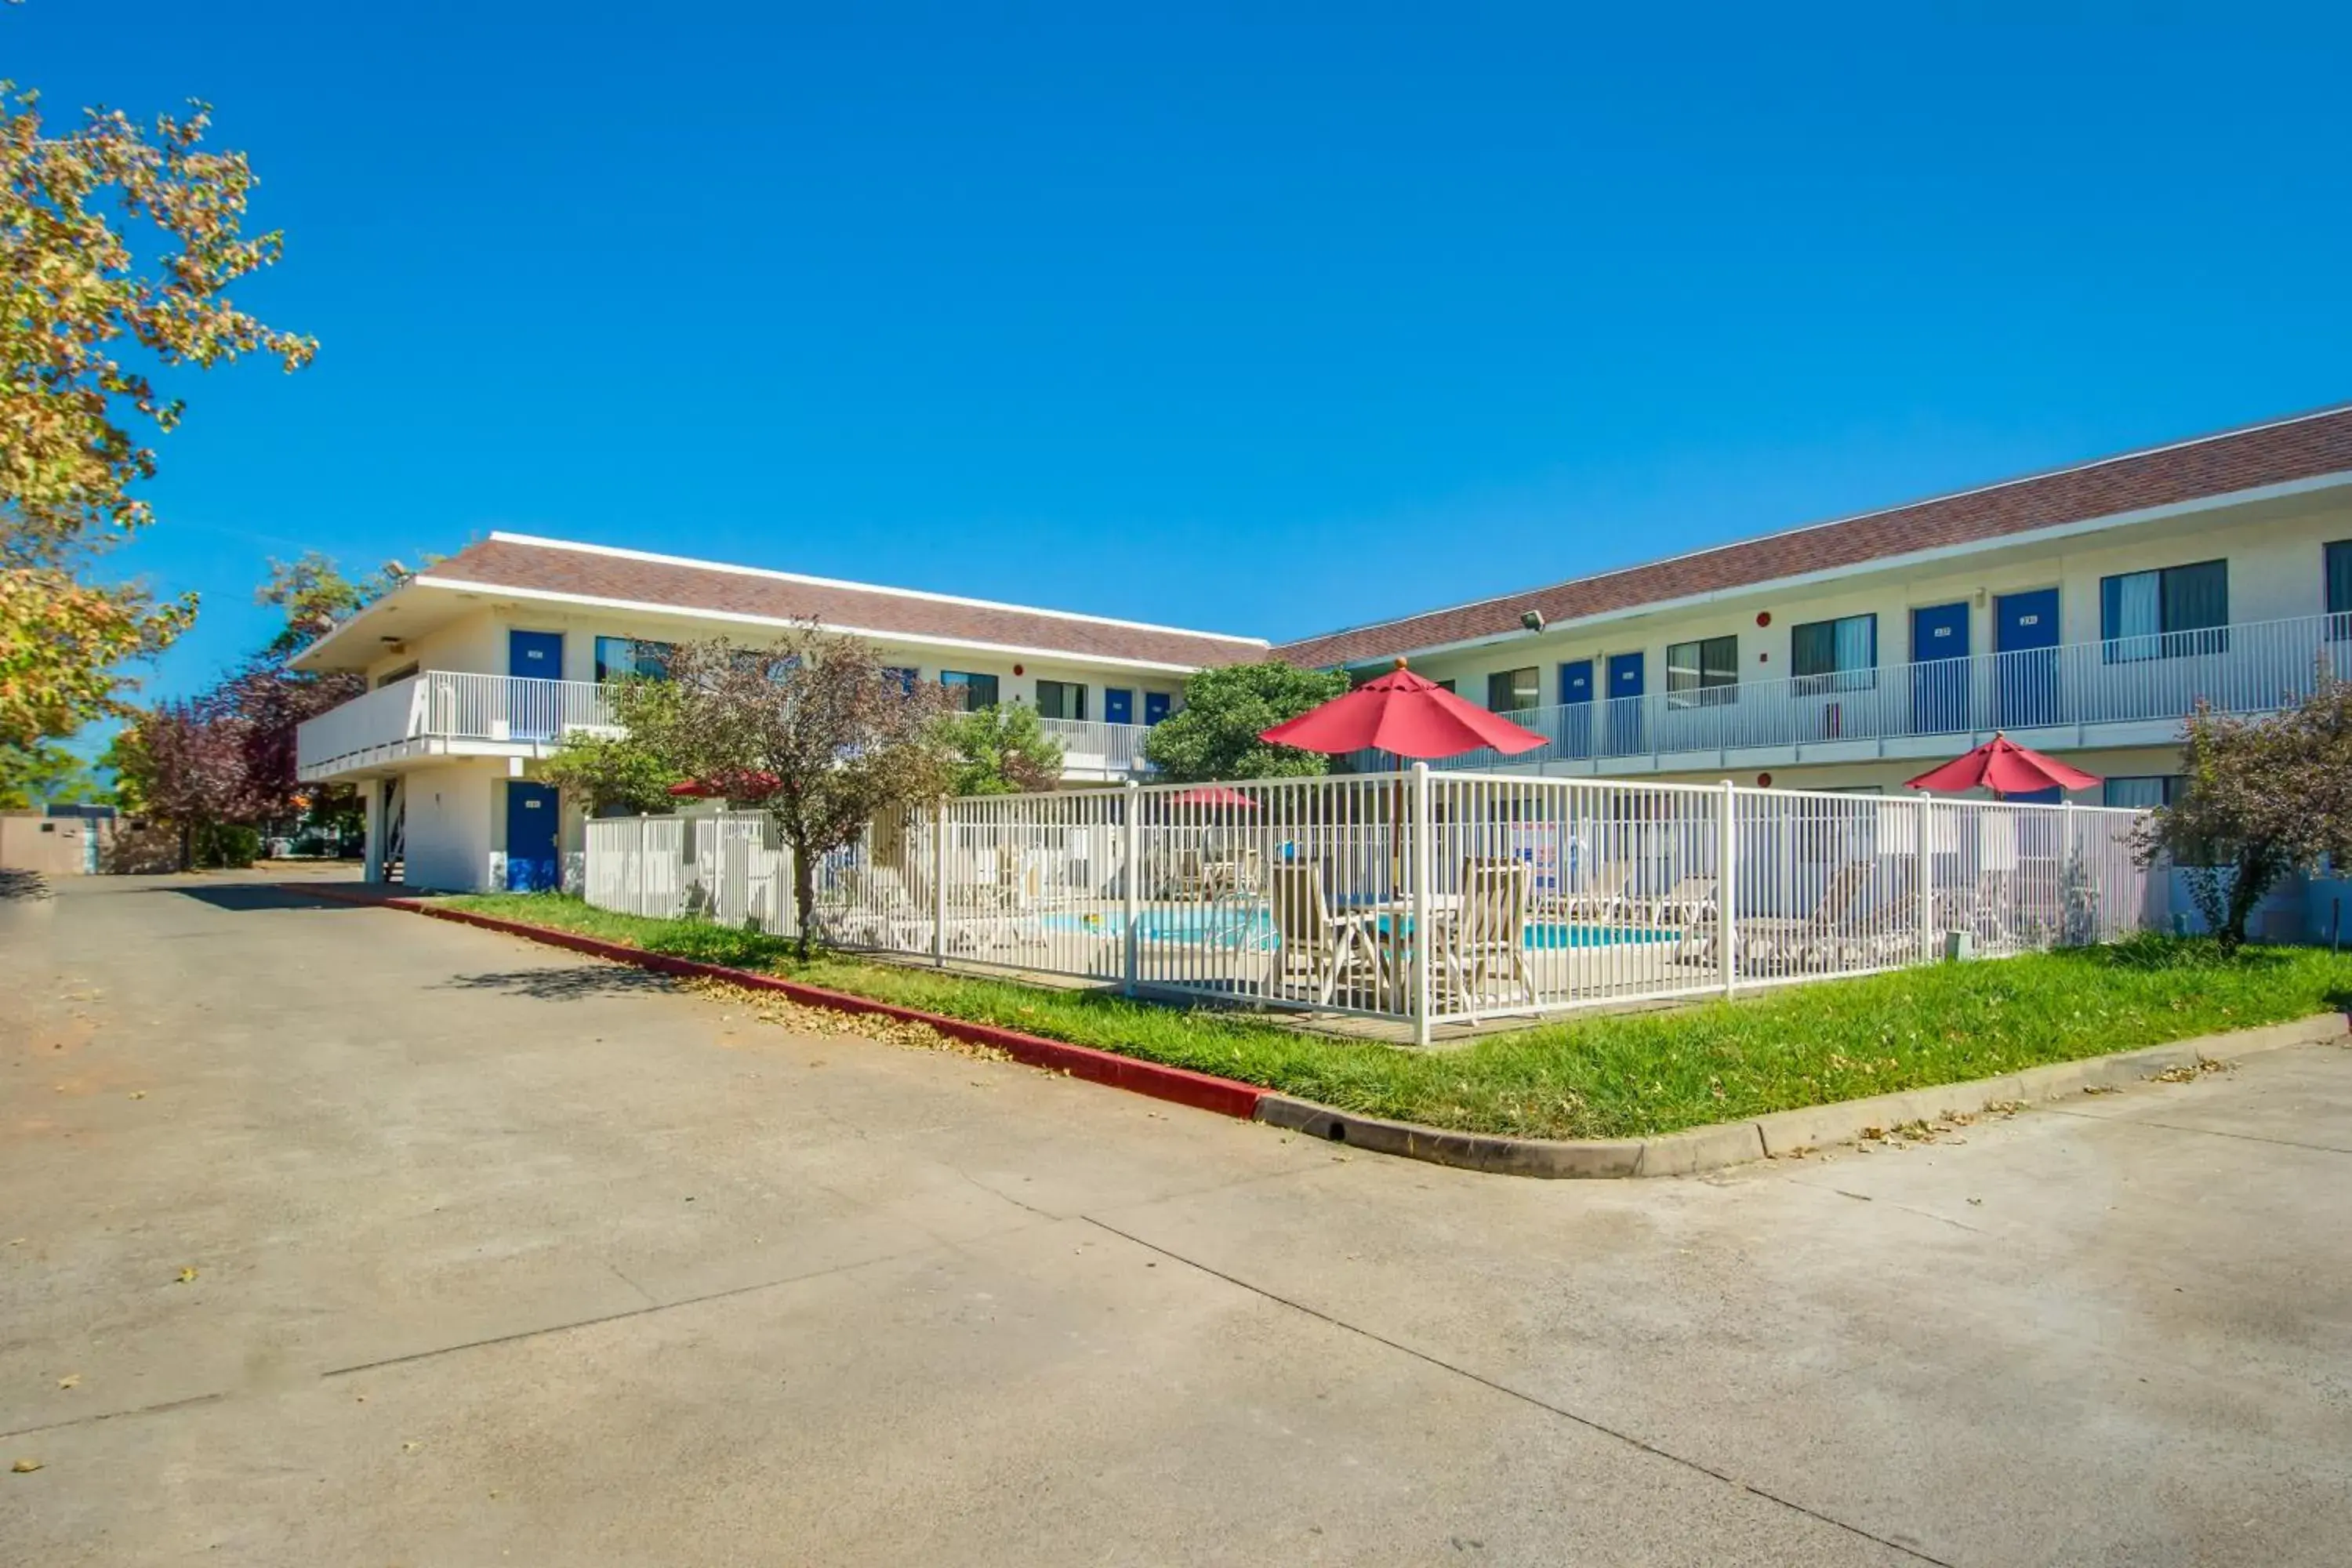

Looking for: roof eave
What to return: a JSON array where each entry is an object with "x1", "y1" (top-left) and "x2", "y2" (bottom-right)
[{"x1": 1284, "y1": 468, "x2": 2352, "y2": 670}]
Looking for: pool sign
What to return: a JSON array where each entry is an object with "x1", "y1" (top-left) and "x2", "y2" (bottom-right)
[{"x1": 1508, "y1": 823, "x2": 1562, "y2": 894}]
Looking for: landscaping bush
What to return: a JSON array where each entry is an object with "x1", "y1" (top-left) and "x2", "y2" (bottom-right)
[{"x1": 191, "y1": 822, "x2": 261, "y2": 869}]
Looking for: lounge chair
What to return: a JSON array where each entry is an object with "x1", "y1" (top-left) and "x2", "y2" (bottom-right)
[
  {"x1": 1736, "y1": 859, "x2": 1879, "y2": 975},
  {"x1": 1434, "y1": 858, "x2": 1537, "y2": 1022},
  {"x1": 1646, "y1": 875, "x2": 1718, "y2": 927},
  {"x1": 821, "y1": 862, "x2": 931, "y2": 950},
  {"x1": 1269, "y1": 862, "x2": 1385, "y2": 1007},
  {"x1": 1553, "y1": 862, "x2": 1638, "y2": 924}
]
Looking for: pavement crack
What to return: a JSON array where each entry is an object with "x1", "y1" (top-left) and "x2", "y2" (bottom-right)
[
  {"x1": 2043, "y1": 1109, "x2": 2352, "y2": 1156},
  {"x1": 1080, "y1": 1214, "x2": 1958, "y2": 1568},
  {"x1": 1790, "y1": 1181, "x2": 1988, "y2": 1236},
  {"x1": 949, "y1": 1163, "x2": 1062, "y2": 1221},
  {"x1": 0, "y1": 1389, "x2": 226, "y2": 1443},
  {"x1": 604, "y1": 1257, "x2": 659, "y2": 1307}
]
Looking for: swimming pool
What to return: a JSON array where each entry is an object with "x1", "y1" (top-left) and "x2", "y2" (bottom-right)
[{"x1": 1039, "y1": 908, "x2": 1672, "y2": 949}]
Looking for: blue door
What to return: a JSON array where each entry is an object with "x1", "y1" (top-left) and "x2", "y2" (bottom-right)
[
  {"x1": 1557, "y1": 659, "x2": 1594, "y2": 759},
  {"x1": 1605, "y1": 652, "x2": 1645, "y2": 756},
  {"x1": 1143, "y1": 691, "x2": 1172, "y2": 725},
  {"x1": 508, "y1": 630, "x2": 564, "y2": 739},
  {"x1": 1994, "y1": 589, "x2": 2060, "y2": 729},
  {"x1": 1104, "y1": 688, "x2": 1134, "y2": 726},
  {"x1": 1909, "y1": 602, "x2": 1971, "y2": 735},
  {"x1": 504, "y1": 781, "x2": 560, "y2": 891}
]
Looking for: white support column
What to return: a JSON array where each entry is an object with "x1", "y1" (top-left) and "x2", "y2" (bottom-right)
[
  {"x1": 1719, "y1": 779, "x2": 1738, "y2": 998},
  {"x1": 361, "y1": 779, "x2": 383, "y2": 884},
  {"x1": 1411, "y1": 761, "x2": 1433, "y2": 1047},
  {"x1": 931, "y1": 804, "x2": 947, "y2": 967},
  {"x1": 1122, "y1": 779, "x2": 1142, "y2": 996}
]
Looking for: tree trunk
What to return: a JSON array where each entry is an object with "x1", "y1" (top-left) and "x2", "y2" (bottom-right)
[
  {"x1": 789, "y1": 827, "x2": 817, "y2": 962},
  {"x1": 2220, "y1": 847, "x2": 2281, "y2": 954}
]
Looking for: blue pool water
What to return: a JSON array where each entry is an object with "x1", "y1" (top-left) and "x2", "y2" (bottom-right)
[{"x1": 1039, "y1": 908, "x2": 1671, "y2": 949}]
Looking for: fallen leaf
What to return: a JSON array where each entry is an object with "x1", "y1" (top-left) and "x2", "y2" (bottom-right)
[
  {"x1": 128, "y1": 1091, "x2": 146, "y2": 1101},
  {"x1": 56, "y1": 1374, "x2": 78, "y2": 1390},
  {"x1": 10, "y1": 1458, "x2": 40, "y2": 1474},
  {"x1": 176, "y1": 1267, "x2": 198, "y2": 1284}
]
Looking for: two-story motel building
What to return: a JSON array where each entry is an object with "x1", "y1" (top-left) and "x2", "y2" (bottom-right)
[
  {"x1": 291, "y1": 535, "x2": 1267, "y2": 891},
  {"x1": 296, "y1": 403, "x2": 2352, "y2": 892}
]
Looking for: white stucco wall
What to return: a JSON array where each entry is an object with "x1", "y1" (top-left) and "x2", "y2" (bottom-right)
[{"x1": 400, "y1": 762, "x2": 502, "y2": 893}]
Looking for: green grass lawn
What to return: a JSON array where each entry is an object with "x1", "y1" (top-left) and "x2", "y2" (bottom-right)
[{"x1": 443, "y1": 892, "x2": 2352, "y2": 1141}]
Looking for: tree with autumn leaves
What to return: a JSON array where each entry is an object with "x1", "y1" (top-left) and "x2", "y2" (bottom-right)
[
  {"x1": 2, "y1": 45, "x2": 315, "y2": 757},
  {"x1": 571, "y1": 628, "x2": 953, "y2": 955}
]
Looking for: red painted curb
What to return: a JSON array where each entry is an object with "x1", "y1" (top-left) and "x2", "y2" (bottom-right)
[{"x1": 290, "y1": 884, "x2": 1269, "y2": 1121}]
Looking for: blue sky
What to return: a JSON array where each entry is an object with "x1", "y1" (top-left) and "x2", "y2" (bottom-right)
[{"x1": 15, "y1": 2, "x2": 2352, "y2": 720}]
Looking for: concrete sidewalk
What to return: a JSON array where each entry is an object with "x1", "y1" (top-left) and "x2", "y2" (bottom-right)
[{"x1": 4, "y1": 873, "x2": 2349, "y2": 1566}]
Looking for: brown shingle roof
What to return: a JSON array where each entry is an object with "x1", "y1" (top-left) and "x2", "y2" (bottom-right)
[
  {"x1": 422, "y1": 535, "x2": 1267, "y2": 670},
  {"x1": 1274, "y1": 404, "x2": 2352, "y2": 669}
]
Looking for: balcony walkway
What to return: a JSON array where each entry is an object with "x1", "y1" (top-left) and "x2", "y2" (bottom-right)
[
  {"x1": 1430, "y1": 610, "x2": 2349, "y2": 776},
  {"x1": 299, "y1": 671, "x2": 1161, "y2": 784}
]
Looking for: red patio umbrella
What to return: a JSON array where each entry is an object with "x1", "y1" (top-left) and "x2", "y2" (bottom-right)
[
  {"x1": 1169, "y1": 784, "x2": 1261, "y2": 810},
  {"x1": 1258, "y1": 659, "x2": 1546, "y2": 760},
  {"x1": 667, "y1": 770, "x2": 781, "y2": 800},
  {"x1": 1904, "y1": 734, "x2": 2100, "y2": 798}
]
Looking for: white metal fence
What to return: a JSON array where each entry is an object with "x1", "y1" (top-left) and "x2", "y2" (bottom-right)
[
  {"x1": 583, "y1": 770, "x2": 2159, "y2": 1041},
  {"x1": 1038, "y1": 717, "x2": 1152, "y2": 773}
]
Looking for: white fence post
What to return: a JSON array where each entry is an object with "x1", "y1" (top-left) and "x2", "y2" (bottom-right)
[
  {"x1": 930, "y1": 804, "x2": 947, "y2": 967},
  {"x1": 1122, "y1": 779, "x2": 1141, "y2": 997},
  {"x1": 1411, "y1": 761, "x2": 1433, "y2": 1047},
  {"x1": 1719, "y1": 779, "x2": 1738, "y2": 998},
  {"x1": 1915, "y1": 794, "x2": 1934, "y2": 962},
  {"x1": 1722, "y1": 780, "x2": 1740, "y2": 1001}
]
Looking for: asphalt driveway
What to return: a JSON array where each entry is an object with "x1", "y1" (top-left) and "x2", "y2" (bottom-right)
[{"x1": 3, "y1": 872, "x2": 2348, "y2": 1566}]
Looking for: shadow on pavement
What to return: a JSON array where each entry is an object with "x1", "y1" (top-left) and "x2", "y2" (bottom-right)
[
  {"x1": 0, "y1": 869, "x2": 51, "y2": 902},
  {"x1": 438, "y1": 966, "x2": 681, "y2": 1001},
  {"x1": 162, "y1": 884, "x2": 379, "y2": 913}
]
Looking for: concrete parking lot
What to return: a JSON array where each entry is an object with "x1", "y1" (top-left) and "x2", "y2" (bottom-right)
[{"x1": 3, "y1": 872, "x2": 2349, "y2": 1566}]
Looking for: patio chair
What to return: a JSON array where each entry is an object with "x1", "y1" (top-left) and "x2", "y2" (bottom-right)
[
  {"x1": 826, "y1": 862, "x2": 931, "y2": 950},
  {"x1": 1646, "y1": 875, "x2": 1718, "y2": 927},
  {"x1": 1933, "y1": 867, "x2": 2018, "y2": 952},
  {"x1": 1653, "y1": 876, "x2": 1723, "y2": 966},
  {"x1": 1434, "y1": 858, "x2": 1537, "y2": 1022},
  {"x1": 1736, "y1": 859, "x2": 1878, "y2": 975},
  {"x1": 1552, "y1": 862, "x2": 1637, "y2": 924},
  {"x1": 1269, "y1": 862, "x2": 1384, "y2": 1007},
  {"x1": 957, "y1": 848, "x2": 1048, "y2": 952}
]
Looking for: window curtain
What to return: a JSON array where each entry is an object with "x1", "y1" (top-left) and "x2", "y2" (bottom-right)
[
  {"x1": 2101, "y1": 776, "x2": 2174, "y2": 810},
  {"x1": 2329, "y1": 542, "x2": 2352, "y2": 618},
  {"x1": 2161, "y1": 560, "x2": 2227, "y2": 653},
  {"x1": 1791, "y1": 621, "x2": 1835, "y2": 679},
  {"x1": 2102, "y1": 571, "x2": 2161, "y2": 662},
  {"x1": 1832, "y1": 615, "x2": 1875, "y2": 677}
]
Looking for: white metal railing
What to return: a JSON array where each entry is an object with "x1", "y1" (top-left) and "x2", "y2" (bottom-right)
[
  {"x1": 1435, "y1": 611, "x2": 2352, "y2": 770},
  {"x1": 301, "y1": 675, "x2": 1149, "y2": 779},
  {"x1": 297, "y1": 671, "x2": 620, "y2": 773},
  {"x1": 583, "y1": 770, "x2": 2158, "y2": 1041},
  {"x1": 1039, "y1": 717, "x2": 1154, "y2": 772}
]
